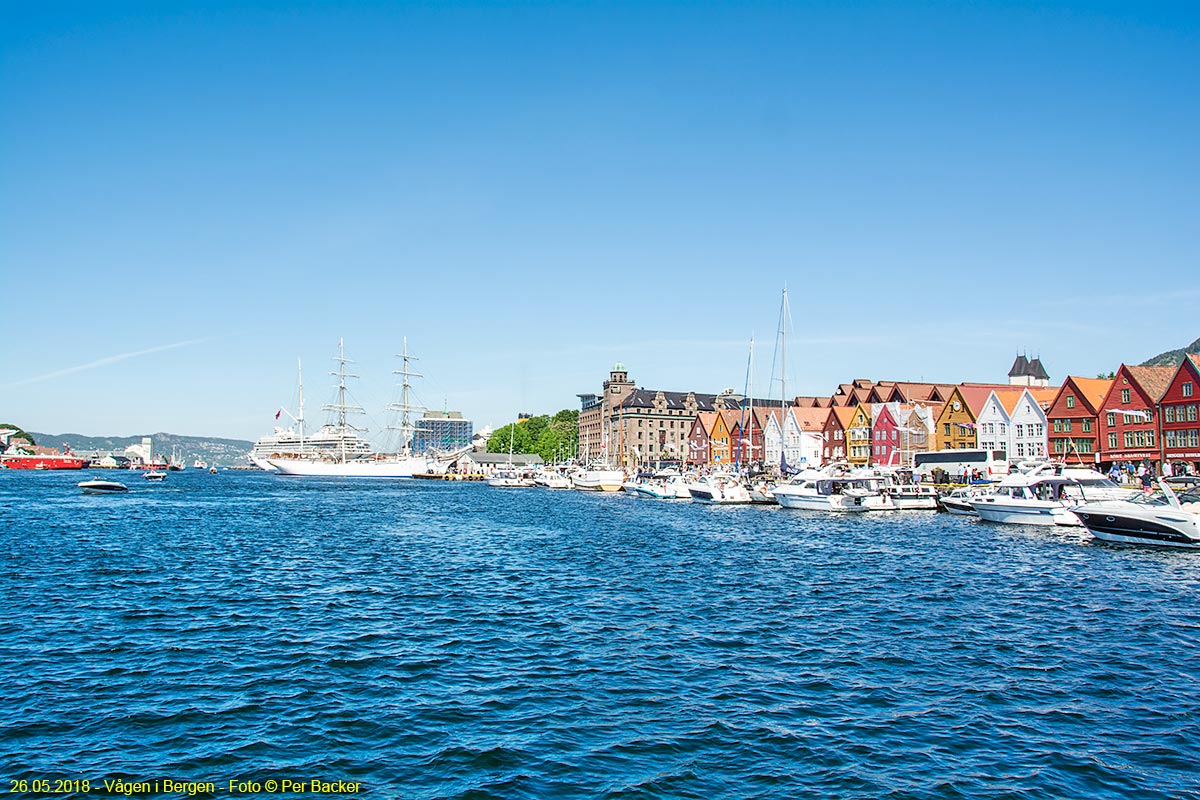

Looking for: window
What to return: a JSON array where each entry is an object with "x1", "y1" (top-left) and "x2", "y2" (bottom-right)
[
  {"x1": 1107, "y1": 413, "x2": 1115, "y2": 427},
  {"x1": 1053, "y1": 439, "x2": 1064, "y2": 453},
  {"x1": 1189, "y1": 405, "x2": 1198, "y2": 422},
  {"x1": 1066, "y1": 395, "x2": 1075, "y2": 408},
  {"x1": 1121, "y1": 388, "x2": 1131, "y2": 404},
  {"x1": 1054, "y1": 420, "x2": 1062, "y2": 433},
  {"x1": 1147, "y1": 431, "x2": 1155, "y2": 447},
  {"x1": 944, "y1": 423, "x2": 951, "y2": 436},
  {"x1": 1108, "y1": 432, "x2": 1118, "y2": 449},
  {"x1": 1124, "y1": 432, "x2": 1133, "y2": 448},
  {"x1": 1063, "y1": 419, "x2": 1072, "y2": 433},
  {"x1": 1184, "y1": 382, "x2": 1194, "y2": 398},
  {"x1": 1082, "y1": 419, "x2": 1091, "y2": 432},
  {"x1": 1166, "y1": 406, "x2": 1176, "y2": 423}
]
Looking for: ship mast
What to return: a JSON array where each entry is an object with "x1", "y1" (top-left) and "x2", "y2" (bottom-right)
[
  {"x1": 778, "y1": 288, "x2": 789, "y2": 474},
  {"x1": 387, "y1": 337, "x2": 425, "y2": 456},
  {"x1": 324, "y1": 338, "x2": 365, "y2": 464},
  {"x1": 297, "y1": 357, "x2": 304, "y2": 455}
]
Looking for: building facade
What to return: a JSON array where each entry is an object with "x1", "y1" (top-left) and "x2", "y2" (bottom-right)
[
  {"x1": 411, "y1": 411, "x2": 473, "y2": 455},
  {"x1": 1097, "y1": 364, "x2": 1174, "y2": 471},
  {"x1": 1160, "y1": 354, "x2": 1200, "y2": 474},
  {"x1": 1046, "y1": 377, "x2": 1112, "y2": 465}
]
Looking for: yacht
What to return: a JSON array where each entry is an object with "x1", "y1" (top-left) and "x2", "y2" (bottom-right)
[
  {"x1": 854, "y1": 469, "x2": 939, "y2": 510},
  {"x1": 688, "y1": 472, "x2": 752, "y2": 504},
  {"x1": 487, "y1": 468, "x2": 535, "y2": 488},
  {"x1": 78, "y1": 478, "x2": 128, "y2": 494},
  {"x1": 144, "y1": 470, "x2": 166, "y2": 482},
  {"x1": 771, "y1": 467, "x2": 877, "y2": 512},
  {"x1": 939, "y1": 484, "x2": 991, "y2": 516},
  {"x1": 969, "y1": 465, "x2": 1135, "y2": 527},
  {"x1": 1072, "y1": 477, "x2": 1200, "y2": 549},
  {"x1": 633, "y1": 470, "x2": 692, "y2": 499},
  {"x1": 532, "y1": 469, "x2": 572, "y2": 489},
  {"x1": 571, "y1": 463, "x2": 625, "y2": 492}
]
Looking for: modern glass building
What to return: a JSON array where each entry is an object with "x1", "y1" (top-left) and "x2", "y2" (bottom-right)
[{"x1": 412, "y1": 411, "x2": 473, "y2": 455}]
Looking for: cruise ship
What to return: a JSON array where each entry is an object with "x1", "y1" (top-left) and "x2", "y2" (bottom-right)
[
  {"x1": 249, "y1": 424, "x2": 373, "y2": 471},
  {"x1": 248, "y1": 356, "x2": 373, "y2": 471}
]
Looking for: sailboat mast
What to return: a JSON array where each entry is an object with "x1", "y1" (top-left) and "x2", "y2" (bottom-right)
[
  {"x1": 324, "y1": 338, "x2": 364, "y2": 464},
  {"x1": 779, "y1": 288, "x2": 788, "y2": 473},
  {"x1": 389, "y1": 337, "x2": 424, "y2": 456},
  {"x1": 298, "y1": 357, "x2": 304, "y2": 454}
]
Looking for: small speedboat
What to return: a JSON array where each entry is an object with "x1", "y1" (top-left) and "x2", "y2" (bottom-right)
[
  {"x1": 79, "y1": 478, "x2": 129, "y2": 494},
  {"x1": 144, "y1": 471, "x2": 167, "y2": 481}
]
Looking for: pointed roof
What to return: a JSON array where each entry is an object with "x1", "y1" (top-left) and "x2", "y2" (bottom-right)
[
  {"x1": 956, "y1": 383, "x2": 1016, "y2": 416},
  {"x1": 1060, "y1": 376, "x2": 1113, "y2": 414},
  {"x1": 1009, "y1": 354, "x2": 1030, "y2": 378},
  {"x1": 1189, "y1": 353, "x2": 1200, "y2": 370},
  {"x1": 829, "y1": 406, "x2": 858, "y2": 429},
  {"x1": 792, "y1": 407, "x2": 830, "y2": 431},
  {"x1": 692, "y1": 411, "x2": 719, "y2": 436},
  {"x1": 1027, "y1": 357, "x2": 1050, "y2": 380},
  {"x1": 1125, "y1": 365, "x2": 1175, "y2": 403}
]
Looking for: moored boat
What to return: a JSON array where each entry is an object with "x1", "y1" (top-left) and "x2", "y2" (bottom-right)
[
  {"x1": 688, "y1": 473, "x2": 752, "y2": 504},
  {"x1": 572, "y1": 464, "x2": 625, "y2": 492},
  {"x1": 1072, "y1": 477, "x2": 1200, "y2": 549}
]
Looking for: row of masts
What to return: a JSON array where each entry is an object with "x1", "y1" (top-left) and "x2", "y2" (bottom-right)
[{"x1": 284, "y1": 338, "x2": 426, "y2": 463}]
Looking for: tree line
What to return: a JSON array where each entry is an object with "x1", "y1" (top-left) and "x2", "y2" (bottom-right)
[{"x1": 486, "y1": 409, "x2": 578, "y2": 463}]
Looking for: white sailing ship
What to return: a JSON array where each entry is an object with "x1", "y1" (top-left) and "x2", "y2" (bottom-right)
[{"x1": 267, "y1": 339, "x2": 452, "y2": 478}]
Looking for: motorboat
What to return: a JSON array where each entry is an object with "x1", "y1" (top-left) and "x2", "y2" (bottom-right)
[
  {"x1": 688, "y1": 473, "x2": 751, "y2": 504},
  {"x1": 79, "y1": 478, "x2": 128, "y2": 494},
  {"x1": 939, "y1": 484, "x2": 992, "y2": 516},
  {"x1": 571, "y1": 463, "x2": 625, "y2": 492},
  {"x1": 745, "y1": 479, "x2": 778, "y2": 505},
  {"x1": 532, "y1": 469, "x2": 572, "y2": 489},
  {"x1": 853, "y1": 469, "x2": 938, "y2": 510},
  {"x1": 144, "y1": 471, "x2": 167, "y2": 481},
  {"x1": 487, "y1": 468, "x2": 534, "y2": 488},
  {"x1": 770, "y1": 467, "x2": 877, "y2": 512},
  {"x1": 969, "y1": 466, "x2": 1135, "y2": 527},
  {"x1": 1072, "y1": 477, "x2": 1200, "y2": 549}
]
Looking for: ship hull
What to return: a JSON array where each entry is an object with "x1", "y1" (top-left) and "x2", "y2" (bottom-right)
[
  {"x1": 267, "y1": 457, "x2": 445, "y2": 478},
  {"x1": 3, "y1": 456, "x2": 88, "y2": 470}
]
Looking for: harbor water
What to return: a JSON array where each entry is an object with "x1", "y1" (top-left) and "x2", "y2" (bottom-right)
[{"x1": 2, "y1": 471, "x2": 1198, "y2": 798}]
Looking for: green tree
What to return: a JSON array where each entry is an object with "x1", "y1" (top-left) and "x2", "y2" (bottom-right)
[
  {"x1": 534, "y1": 428, "x2": 564, "y2": 463},
  {"x1": 523, "y1": 414, "x2": 550, "y2": 443},
  {"x1": 487, "y1": 423, "x2": 533, "y2": 454},
  {"x1": 552, "y1": 409, "x2": 579, "y2": 425}
]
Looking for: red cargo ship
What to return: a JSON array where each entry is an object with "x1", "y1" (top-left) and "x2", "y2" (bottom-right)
[{"x1": 2, "y1": 454, "x2": 89, "y2": 470}]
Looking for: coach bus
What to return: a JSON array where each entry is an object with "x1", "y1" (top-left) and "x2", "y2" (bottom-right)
[{"x1": 913, "y1": 449, "x2": 1009, "y2": 481}]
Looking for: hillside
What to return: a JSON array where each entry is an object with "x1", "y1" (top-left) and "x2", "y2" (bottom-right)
[
  {"x1": 1140, "y1": 336, "x2": 1200, "y2": 367},
  {"x1": 30, "y1": 431, "x2": 253, "y2": 466}
]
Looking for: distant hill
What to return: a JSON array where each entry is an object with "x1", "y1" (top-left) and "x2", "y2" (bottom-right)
[
  {"x1": 30, "y1": 431, "x2": 253, "y2": 466},
  {"x1": 1140, "y1": 336, "x2": 1200, "y2": 367}
]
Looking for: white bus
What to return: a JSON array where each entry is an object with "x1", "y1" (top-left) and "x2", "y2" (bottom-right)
[{"x1": 913, "y1": 449, "x2": 1009, "y2": 481}]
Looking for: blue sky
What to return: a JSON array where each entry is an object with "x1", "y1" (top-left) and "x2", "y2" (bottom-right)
[{"x1": 3, "y1": 1, "x2": 1197, "y2": 442}]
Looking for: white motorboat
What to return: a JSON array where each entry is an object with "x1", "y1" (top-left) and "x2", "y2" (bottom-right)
[
  {"x1": 745, "y1": 479, "x2": 778, "y2": 505},
  {"x1": 572, "y1": 463, "x2": 625, "y2": 492},
  {"x1": 532, "y1": 469, "x2": 572, "y2": 489},
  {"x1": 969, "y1": 466, "x2": 1135, "y2": 527},
  {"x1": 1072, "y1": 477, "x2": 1200, "y2": 549},
  {"x1": 144, "y1": 471, "x2": 166, "y2": 481},
  {"x1": 79, "y1": 478, "x2": 128, "y2": 494},
  {"x1": 487, "y1": 469, "x2": 535, "y2": 488},
  {"x1": 939, "y1": 485, "x2": 991, "y2": 516},
  {"x1": 772, "y1": 467, "x2": 877, "y2": 512},
  {"x1": 689, "y1": 473, "x2": 752, "y2": 504}
]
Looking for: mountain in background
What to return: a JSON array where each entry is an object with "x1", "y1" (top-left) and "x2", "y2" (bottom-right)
[
  {"x1": 1140, "y1": 336, "x2": 1200, "y2": 367},
  {"x1": 30, "y1": 431, "x2": 253, "y2": 466}
]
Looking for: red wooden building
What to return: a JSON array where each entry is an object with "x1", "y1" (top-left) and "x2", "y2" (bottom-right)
[
  {"x1": 870, "y1": 404, "x2": 902, "y2": 466},
  {"x1": 1160, "y1": 354, "x2": 1200, "y2": 474},
  {"x1": 1046, "y1": 376, "x2": 1112, "y2": 465},
  {"x1": 1097, "y1": 365, "x2": 1174, "y2": 470}
]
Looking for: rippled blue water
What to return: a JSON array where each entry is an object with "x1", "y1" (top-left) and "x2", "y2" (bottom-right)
[{"x1": 2, "y1": 470, "x2": 1199, "y2": 799}]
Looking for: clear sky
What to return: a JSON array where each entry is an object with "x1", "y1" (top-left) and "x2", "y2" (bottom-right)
[{"x1": 3, "y1": 1, "x2": 1197, "y2": 443}]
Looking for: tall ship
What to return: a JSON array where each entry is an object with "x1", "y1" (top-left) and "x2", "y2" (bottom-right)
[
  {"x1": 267, "y1": 339, "x2": 454, "y2": 478},
  {"x1": 249, "y1": 357, "x2": 373, "y2": 470}
]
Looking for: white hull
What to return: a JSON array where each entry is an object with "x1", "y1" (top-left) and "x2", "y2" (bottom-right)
[
  {"x1": 970, "y1": 499, "x2": 1079, "y2": 526},
  {"x1": 773, "y1": 492, "x2": 870, "y2": 512},
  {"x1": 572, "y1": 470, "x2": 625, "y2": 492},
  {"x1": 268, "y1": 456, "x2": 445, "y2": 478},
  {"x1": 250, "y1": 455, "x2": 278, "y2": 472}
]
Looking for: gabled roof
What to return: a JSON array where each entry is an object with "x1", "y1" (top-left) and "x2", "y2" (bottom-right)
[
  {"x1": 691, "y1": 411, "x2": 719, "y2": 436},
  {"x1": 1124, "y1": 365, "x2": 1175, "y2": 403},
  {"x1": 829, "y1": 406, "x2": 858, "y2": 428},
  {"x1": 792, "y1": 407, "x2": 829, "y2": 431},
  {"x1": 1009, "y1": 354, "x2": 1030, "y2": 378},
  {"x1": 956, "y1": 383, "x2": 1016, "y2": 416},
  {"x1": 1060, "y1": 376, "x2": 1113, "y2": 414}
]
